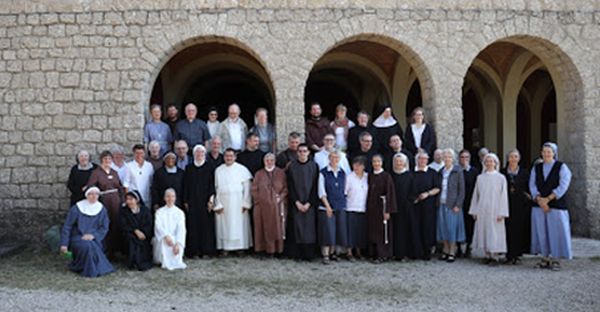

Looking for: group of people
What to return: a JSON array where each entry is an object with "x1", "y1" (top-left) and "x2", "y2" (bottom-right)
[{"x1": 60, "y1": 102, "x2": 573, "y2": 278}]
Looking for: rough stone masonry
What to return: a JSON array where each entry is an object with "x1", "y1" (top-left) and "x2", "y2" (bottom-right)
[{"x1": 0, "y1": 1, "x2": 599, "y2": 245}]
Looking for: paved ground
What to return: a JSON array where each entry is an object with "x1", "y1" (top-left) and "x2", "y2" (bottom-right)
[{"x1": 1, "y1": 238, "x2": 599, "y2": 312}]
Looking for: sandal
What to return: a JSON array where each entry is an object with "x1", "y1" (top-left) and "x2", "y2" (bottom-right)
[
  {"x1": 439, "y1": 253, "x2": 449, "y2": 261},
  {"x1": 322, "y1": 256, "x2": 331, "y2": 265},
  {"x1": 446, "y1": 255, "x2": 456, "y2": 263},
  {"x1": 535, "y1": 260, "x2": 551, "y2": 269}
]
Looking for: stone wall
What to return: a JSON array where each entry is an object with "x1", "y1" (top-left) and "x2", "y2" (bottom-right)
[{"x1": 1, "y1": 1, "x2": 599, "y2": 244}]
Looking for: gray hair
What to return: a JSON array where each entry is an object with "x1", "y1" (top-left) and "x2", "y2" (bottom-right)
[
  {"x1": 442, "y1": 148, "x2": 455, "y2": 160},
  {"x1": 77, "y1": 149, "x2": 90, "y2": 159},
  {"x1": 416, "y1": 151, "x2": 430, "y2": 160},
  {"x1": 328, "y1": 149, "x2": 342, "y2": 159},
  {"x1": 263, "y1": 152, "x2": 276, "y2": 161},
  {"x1": 483, "y1": 153, "x2": 500, "y2": 171},
  {"x1": 110, "y1": 145, "x2": 125, "y2": 155},
  {"x1": 148, "y1": 140, "x2": 160, "y2": 150},
  {"x1": 506, "y1": 149, "x2": 521, "y2": 160},
  {"x1": 393, "y1": 152, "x2": 409, "y2": 165}
]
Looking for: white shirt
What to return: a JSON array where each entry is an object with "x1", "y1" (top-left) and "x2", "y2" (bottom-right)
[
  {"x1": 345, "y1": 172, "x2": 368, "y2": 213},
  {"x1": 314, "y1": 150, "x2": 351, "y2": 175},
  {"x1": 111, "y1": 162, "x2": 130, "y2": 189},
  {"x1": 411, "y1": 123, "x2": 426, "y2": 149},
  {"x1": 126, "y1": 160, "x2": 154, "y2": 207},
  {"x1": 207, "y1": 120, "x2": 221, "y2": 138},
  {"x1": 228, "y1": 119, "x2": 244, "y2": 150},
  {"x1": 334, "y1": 120, "x2": 355, "y2": 150}
]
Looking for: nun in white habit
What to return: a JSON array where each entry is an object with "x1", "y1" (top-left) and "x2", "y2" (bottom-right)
[
  {"x1": 469, "y1": 153, "x2": 509, "y2": 263},
  {"x1": 153, "y1": 188, "x2": 187, "y2": 270}
]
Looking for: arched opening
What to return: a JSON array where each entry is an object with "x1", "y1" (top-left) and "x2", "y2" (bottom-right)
[
  {"x1": 149, "y1": 38, "x2": 275, "y2": 127},
  {"x1": 462, "y1": 41, "x2": 562, "y2": 165},
  {"x1": 304, "y1": 35, "x2": 430, "y2": 128},
  {"x1": 461, "y1": 35, "x2": 587, "y2": 236}
]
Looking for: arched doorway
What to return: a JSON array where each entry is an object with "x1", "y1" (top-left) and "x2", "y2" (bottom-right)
[
  {"x1": 461, "y1": 35, "x2": 587, "y2": 236},
  {"x1": 462, "y1": 40, "x2": 563, "y2": 165},
  {"x1": 149, "y1": 38, "x2": 275, "y2": 127},
  {"x1": 304, "y1": 35, "x2": 428, "y2": 128}
]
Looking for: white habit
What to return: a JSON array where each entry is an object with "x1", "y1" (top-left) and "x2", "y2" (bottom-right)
[
  {"x1": 152, "y1": 205, "x2": 187, "y2": 270},
  {"x1": 127, "y1": 160, "x2": 154, "y2": 207},
  {"x1": 214, "y1": 162, "x2": 253, "y2": 251},
  {"x1": 469, "y1": 170, "x2": 509, "y2": 253}
]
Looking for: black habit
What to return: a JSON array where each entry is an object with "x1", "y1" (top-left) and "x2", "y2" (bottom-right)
[
  {"x1": 67, "y1": 163, "x2": 97, "y2": 206},
  {"x1": 462, "y1": 166, "x2": 479, "y2": 246},
  {"x1": 391, "y1": 171, "x2": 420, "y2": 259},
  {"x1": 286, "y1": 159, "x2": 319, "y2": 260},
  {"x1": 208, "y1": 153, "x2": 224, "y2": 168},
  {"x1": 183, "y1": 161, "x2": 217, "y2": 257},
  {"x1": 119, "y1": 204, "x2": 153, "y2": 271},
  {"x1": 502, "y1": 166, "x2": 531, "y2": 259},
  {"x1": 383, "y1": 149, "x2": 415, "y2": 173},
  {"x1": 276, "y1": 149, "x2": 298, "y2": 169},
  {"x1": 374, "y1": 123, "x2": 403, "y2": 155},
  {"x1": 413, "y1": 168, "x2": 441, "y2": 257},
  {"x1": 347, "y1": 125, "x2": 380, "y2": 157},
  {"x1": 237, "y1": 149, "x2": 266, "y2": 175},
  {"x1": 404, "y1": 123, "x2": 437, "y2": 157},
  {"x1": 151, "y1": 166, "x2": 184, "y2": 210}
]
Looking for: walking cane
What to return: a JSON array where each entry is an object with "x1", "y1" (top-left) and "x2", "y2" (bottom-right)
[{"x1": 381, "y1": 195, "x2": 388, "y2": 245}]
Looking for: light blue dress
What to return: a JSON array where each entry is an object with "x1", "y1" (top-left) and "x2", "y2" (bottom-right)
[{"x1": 529, "y1": 161, "x2": 572, "y2": 259}]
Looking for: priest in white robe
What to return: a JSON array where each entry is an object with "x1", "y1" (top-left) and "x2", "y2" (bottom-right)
[
  {"x1": 152, "y1": 188, "x2": 187, "y2": 270},
  {"x1": 469, "y1": 153, "x2": 509, "y2": 263},
  {"x1": 214, "y1": 148, "x2": 254, "y2": 253}
]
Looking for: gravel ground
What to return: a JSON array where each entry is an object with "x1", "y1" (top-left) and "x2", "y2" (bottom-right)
[{"x1": 1, "y1": 238, "x2": 599, "y2": 312}]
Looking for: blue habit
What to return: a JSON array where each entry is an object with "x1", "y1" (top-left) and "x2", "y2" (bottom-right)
[{"x1": 60, "y1": 205, "x2": 115, "y2": 277}]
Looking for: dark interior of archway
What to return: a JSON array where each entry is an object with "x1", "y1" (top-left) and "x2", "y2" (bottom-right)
[
  {"x1": 304, "y1": 68, "x2": 363, "y2": 120},
  {"x1": 149, "y1": 41, "x2": 274, "y2": 128},
  {"x1": 462, "y1": 88, "x2": 482, "y2": 158},
  {"x1": 304, "y1": 40, "x2": 424, "y2": 122},
  {"x1": 541, "y1": 88, "x2": 557, "y2": 144},
  {"x1": 405, "y1": 80, "x2": 422, "y2": 122},
  {"x1": 517, "y1": 94, "x2": 532, "y2": 164},
  {"x1": 181, "y1": 69, "x2": 273, "y2": 127}
]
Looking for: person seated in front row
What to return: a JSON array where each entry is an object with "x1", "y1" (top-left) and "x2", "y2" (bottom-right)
[
  {"x1": 152, "y1": 188, "x2": 187, "y2": 270},
  {"x1": 120, "y1": 190, "x2": 154, "y2": 271},
  {"x1": 59, "y1": 186, "x2": 114, "y2": 278}
]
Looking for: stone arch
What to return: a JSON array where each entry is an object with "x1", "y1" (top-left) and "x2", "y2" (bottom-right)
[
  {"x1": 142, "y1": 35, "x2": 276, "y2": 127},
  {"x1": 462, "y1": 34, "x2": 587, "y2": 235},
  {"x1": 303, "y1": 33, "x2": 435, "y2": 129}
]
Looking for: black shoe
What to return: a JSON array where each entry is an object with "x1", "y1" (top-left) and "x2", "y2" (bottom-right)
[
  {"x1": 439, "y1": 253, "x2": 449, "y2": 261},
  {"x1": 446, "y1": 255, "x2": 456, "y2": 263}
]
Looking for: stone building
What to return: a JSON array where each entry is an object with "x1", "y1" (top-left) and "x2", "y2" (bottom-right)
[{"x1": 0, "y1": 1, "x2": 599, "y2": 244}]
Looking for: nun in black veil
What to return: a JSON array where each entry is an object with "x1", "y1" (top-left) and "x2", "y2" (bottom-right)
[
  {"x1": 372, "y1": 105, "x2": 404, "y2": 155},
  {"x1": 119, "y1": 190, "x2": 154, "y2": 271}
]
